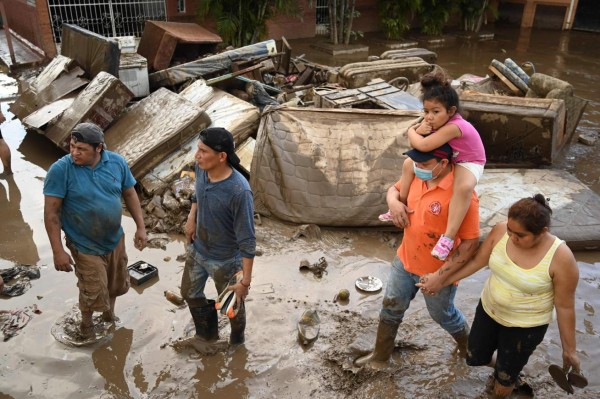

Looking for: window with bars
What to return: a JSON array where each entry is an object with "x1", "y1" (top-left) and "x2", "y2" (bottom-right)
[
  {"x1": 315, "y1": 0, "x2": 329, "y2": 35},
  {"x1": 177, "y1": 0, "x2": 185, "y2": 13}
]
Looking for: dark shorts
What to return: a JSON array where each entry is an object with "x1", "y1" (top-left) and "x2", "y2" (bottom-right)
[
  {"x1": 466, "y1": 300, "x2": 548, "y2": 387},
  {"x1": 66, "y1": 235, "x2": 129, "y2": 313}
]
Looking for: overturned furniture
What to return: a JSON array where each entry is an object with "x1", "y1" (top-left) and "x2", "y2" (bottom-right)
[
  {"x1": 380, "y1": 48, "x2": 438, "y2": 64},
  {"x1": 460, "y1": 90, "x2": 583, "y2": 165},
  {"x1": 316, "y1": 79, "x2": 422, "y2": 110},
  {"x1": 9, "y1": 56, "x2": 88, "y2": 123},
  {"x1": 104, "y1": 88, "x2": 211, "y2": 180},
  {"x1": 140, "y1": 79, "x2": 260, "y2": 194},
  {"x1": 149, "y1": 39, "x2": 277, "y2": 90},
  {"x1": 525, "y1": 73, "x2": 588, "y2": 148},
  {"x1": 60, "y1": 23, "x2": 120, "y2": 78},
  {"x1": 137, "y1": 21, "x2": 222, "y2": 72},
  {"x1": 45, "y1": 71, "x2": 133, "y2": 151},
  {"x1": 250, "y1": 106, "x2": 422, "y2": 226},
  {"x1": 337, "y1": 57, "x2": 433, "y2": 88}
]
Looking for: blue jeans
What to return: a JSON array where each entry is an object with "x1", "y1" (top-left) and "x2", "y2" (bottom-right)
[
  {"x1": 180, "y1": 244, "x2": 242, "y2": 308},
  {"x1": 380, "y1": 256, "x2": 467, "y2": 335}
]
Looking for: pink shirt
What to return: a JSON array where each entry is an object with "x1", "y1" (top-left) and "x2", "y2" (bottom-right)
[{"x1": 447, "y1": 114, "x2": 486, "y2": 165}]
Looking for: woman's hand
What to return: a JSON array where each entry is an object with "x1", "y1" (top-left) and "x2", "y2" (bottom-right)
[
  {"x1": 563, "y1": 349, "x2": 581, "y2": 372},
  {"x1": 416, "y1": 273, "x2": 443, "y2": 295}
]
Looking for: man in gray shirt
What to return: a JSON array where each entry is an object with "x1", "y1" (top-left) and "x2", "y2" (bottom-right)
[{"x1": 180, "y1": 127, "x2": 256, "y2": 351}]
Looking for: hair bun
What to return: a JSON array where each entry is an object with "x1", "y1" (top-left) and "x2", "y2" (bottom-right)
[
  {"x1": 533, "y1": 194, "x2": 552, "y2": 212},
  {"x1": 421, "y1": 72, "x2": 449, "y2": 89}
]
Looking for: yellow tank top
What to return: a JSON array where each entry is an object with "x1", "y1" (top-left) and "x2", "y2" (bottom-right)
[{"x1": 481, "y1": 233, "x2": 563, "y2": 327}]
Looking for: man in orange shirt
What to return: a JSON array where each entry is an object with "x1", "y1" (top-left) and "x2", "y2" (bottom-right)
[{"x1": 355, "y1": 143, "x2": 480, "y2": 369}]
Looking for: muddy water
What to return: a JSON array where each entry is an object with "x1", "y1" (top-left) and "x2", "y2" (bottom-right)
[{"x1": 1, "y1": 25, "x2": 599, "y2": 398}]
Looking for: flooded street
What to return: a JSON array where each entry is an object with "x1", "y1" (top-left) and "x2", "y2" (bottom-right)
[{"x1": 1, "y1": 25, "x2": 600, "y2": 398}]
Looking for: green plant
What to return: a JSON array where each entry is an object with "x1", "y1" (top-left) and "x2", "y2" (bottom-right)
[
  {"x1": 378, "y1": 0, "x2": 421, "y2": 40},
  {"x1": 326, "y1": 0, "x2": 360, "y2": 45},
  {"x1": 459, "y1": 0, "x2": 498, "y2": 32},
  {"x1": 419, "y1": 0, "x2": 455, "y2": 36},
  {"x1": 198, "y1": 0, "x2": 301, "y2": 47}
]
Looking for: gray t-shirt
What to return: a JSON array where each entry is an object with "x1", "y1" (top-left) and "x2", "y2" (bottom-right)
[{"x1": 192, "y1": 165, "x2": 256, "y2": 260}]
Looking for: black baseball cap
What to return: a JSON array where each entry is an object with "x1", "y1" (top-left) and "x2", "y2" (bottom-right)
[
  {"x1": 199, "y1": 127, "x2": 241, "y2": 168},
  {"x1": 71, "y1": 123, "x2": 104, "y2": 145},
  {"x1": 404, "y1": 143, "x2": 453, "y2": 162}
]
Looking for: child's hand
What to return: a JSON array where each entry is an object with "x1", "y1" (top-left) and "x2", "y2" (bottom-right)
[{"x1": 415, "y1": 122, "x2": 432, "y2": 136}]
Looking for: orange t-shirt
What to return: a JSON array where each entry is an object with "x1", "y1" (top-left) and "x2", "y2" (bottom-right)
[{"x1": 395, "y1": 168, "x2": 480, "y2": 276}]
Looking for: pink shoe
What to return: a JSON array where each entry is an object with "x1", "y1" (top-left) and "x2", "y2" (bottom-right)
[
  {"x1": 378, "y1": 211, "x2": 393, "y2": 222},
  {"x1": 431, "y1": 235, "x2": 454, "y2": 260}
]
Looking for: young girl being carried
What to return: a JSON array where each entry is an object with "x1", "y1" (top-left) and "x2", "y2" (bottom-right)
[{"x1": 381, "y1": 72, "x2": 486, "y2": 261}]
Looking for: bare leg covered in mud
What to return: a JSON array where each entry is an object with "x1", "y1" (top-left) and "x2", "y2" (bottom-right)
[
  {"x1": 80, "y1": 309, "x2": 95, "y2": 338},
  {"x1": 79, "y1": 297, "x2": 117, "y2": 339},
  {"x1": 102, "y1": 297, "x2": 117, "y2": 322}
]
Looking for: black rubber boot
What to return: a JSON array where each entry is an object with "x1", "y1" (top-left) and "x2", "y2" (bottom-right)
[
  {"x1": 229, "y1": 302, "x2": 246, "y2": 346},
  {"x1": 450, "y1": 321, "x2": 470, "y2": 355},
  {"x1": 189, "y1": 299, "x2": 218, "y2": 342},
  {"x1": 354, "y1": 319, "x2": 400, "y2": 368}
]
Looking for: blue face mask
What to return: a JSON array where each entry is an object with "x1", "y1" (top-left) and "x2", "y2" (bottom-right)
[{"x1": 413, "y1": 161, "x2": 442, "y2": 181}]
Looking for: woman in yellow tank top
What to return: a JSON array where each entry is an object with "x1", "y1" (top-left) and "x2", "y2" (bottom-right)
[{"x1": 417, "y1": 194, "x2": 581, "y2": 398}]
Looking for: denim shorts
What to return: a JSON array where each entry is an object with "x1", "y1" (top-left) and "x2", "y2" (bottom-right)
[
  {"x1": 380, "y1": 256, "x2": 467, "y2": 335},
  {"x1": 467, "y1": 300, "x2": 548, "y2": 387},
  {"x1": 180, "y1": 245, "x2": 242, "y2": 307}
]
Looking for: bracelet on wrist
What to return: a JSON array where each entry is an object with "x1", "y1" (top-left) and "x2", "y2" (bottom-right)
[{"x1": 240, "y1": 280, "x2": 251, "y2": 288}]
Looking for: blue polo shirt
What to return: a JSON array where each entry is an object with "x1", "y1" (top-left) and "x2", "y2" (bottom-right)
[{"x1": 43, "y1": 150, "x2": 136, "y2": 255}]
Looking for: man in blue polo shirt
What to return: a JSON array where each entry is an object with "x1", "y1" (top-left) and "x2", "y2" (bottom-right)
[{"x1": 44, "y1": 123, "x2": 147, "y2": 339}]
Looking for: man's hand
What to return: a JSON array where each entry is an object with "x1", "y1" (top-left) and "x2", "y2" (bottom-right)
[
  {"x1": 54, "y1": 249, "x2": 75, "y2": 272},
  {"x1": 388, "y1": 201, "x2": 414, "y2": 229},
  {"x1": 134, "y1": 227, "x2": 147, "y2": 250},
  {"x1": 415, "y1": 121, "x2": 433, "y2": 136},
  {"x1": 416, "y1": 273, "x2": 444, "y2": 295},
  {"x1": 229, "y1": 282, "x2": 250, "y2": 308},
  {"x1": 184, "y1": 217, "x2": 196, "y2": 244}
]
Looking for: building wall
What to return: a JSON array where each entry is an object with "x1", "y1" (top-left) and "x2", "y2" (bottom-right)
[
  {"x1": 166, "y1": 0, "x2": 199, "y2": 23},
  {"x1": 267, "y1": 0, "x2": 381, "y2": 40},
  {"x1": 1, "y1": 0, "x2": 56, "y2": 58}
]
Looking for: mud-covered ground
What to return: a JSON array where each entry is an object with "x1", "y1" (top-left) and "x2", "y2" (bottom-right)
[{"x1": 1, "y1": 25, "x2": 600, "y2": 398}]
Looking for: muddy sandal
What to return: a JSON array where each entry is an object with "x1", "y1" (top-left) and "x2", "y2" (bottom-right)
[
  {"x1": 567, "y1": 369, "x2": 588, "y2": 389},
  {"x1": 548, "y1": 364, "x2": 574, "y2": 394}
]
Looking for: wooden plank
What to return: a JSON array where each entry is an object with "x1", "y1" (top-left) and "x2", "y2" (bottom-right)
[
  {"x1": 363, "y1": 86, "x2": 402, "y2": 97},
  {"x1": 278, "y1": 36, "x2": 292, "y2": 74},
  {"x1": 324, "y1": 89, "x2": 361, "y2": 100},
  {"x1": 488, "y1": 65, "x2": 521, "y2": 95}
]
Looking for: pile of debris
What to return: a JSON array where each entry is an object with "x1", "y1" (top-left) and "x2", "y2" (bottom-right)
[{"x1": 8, "y1": 20, "x2": 589, "y2": 233}]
